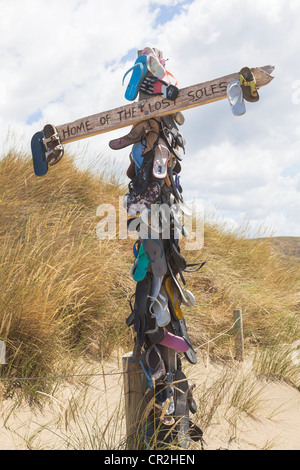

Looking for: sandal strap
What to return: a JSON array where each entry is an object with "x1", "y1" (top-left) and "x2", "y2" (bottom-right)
[
  {"x1": 165, "y1": 70, "x2": 178, "y2": 87},
  {"x1": 240, "y1": 76, "x2": 258, "y2": 94},
  {"x1": 122, "y1": 62, "x2": 143, "y2": 85},
  {"x1": 183, "y1": 261, "x2": 206, "y2": 273}
]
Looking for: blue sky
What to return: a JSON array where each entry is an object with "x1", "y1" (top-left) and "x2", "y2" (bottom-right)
[
  {"x1": 1, "y1": 0, "x2": 300, "y2": 237},
  {"x1": 150, "y1": 0, "x2": 193, "y2": 26}
]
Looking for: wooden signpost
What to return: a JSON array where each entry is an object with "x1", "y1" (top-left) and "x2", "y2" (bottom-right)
[{"x1": 55, "y1": 65, "x2": 274, "y2": 145}]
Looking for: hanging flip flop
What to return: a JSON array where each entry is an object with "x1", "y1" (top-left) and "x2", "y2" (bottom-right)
[
  {"x1": 162, "y1": 115, "x2": 186, "y2": 153},
  {"x1": 109, "y1": 121, "x2": 150, "y2": 150},
  {"x1": 43, "y1": 124, "x2": 64, "y2": 166},
  {"x1": 142, "y1": 46, "x2": 160, "y2": 59},
  {"x1": 123, "y1": 54, "x2": 148, "y2": 101},
  {"x1": 134, "y1": 273, "x2": 152, "y2": 347},
  {"x1": 239, "y1": 67, "x2": 260, "y2": 103},
  {"x1": 165, "y1": 276, "x2": 184, "y2": 320},
  {"x1": 146, "y1": 53, "x2": 178, "y2": 86},
  {"x1": 31, "y1": 131, "x2": 48, "y2": 177},
  {"x1": 133, "y1": 244, "x2": 150, "y2": 282},
  {"x1": 153, "y1": 139, "x2": 170, "y2": 179},
  {"x1": 147, "y1": 53, "x2": 167, "y2": 80},
  {"x1": 167, "y1": 308, "x2": 197, "y2": 365},
  {"x1": 164, "y1": 274, "x2": 197, "y2": 365},
  {"x1": 140, "y1": 76, "x2": 179, "y2": 101},
  {"x1": 132, "y1": 141, "x2": 146, "y2": 170},
  {"x1": 174, "y1": 369, "x2": 192, "y2": 449},
  {"x1": 149, "y1": 280, "x2": 171, "y2": 328},
  {"x1": 133, "y1": 240, "x2": 141, "y2": 259},
  {"x1": 170, "y1": 241, "x2": 207, "y2": 284},
  {"x1": 142, "y1": 47, "x2": 168, "y2": 71},
  {"x1": 159, "y1": 328, "x2": 190, "y2": 353},
  {"x1": 149, "y1": 295, "x2": 171, "y2": 328},
  {"x1": 126, "y1": 181, "x2": 161, "y2": 217},
  {"x1": 127, "y1": 158, "x2": 136, "y2": 179},
  {"x1": 155, "y1": 382, "x2": 175, "y2": 416},
  {"x1": 227, "y1": 80, "x2": 246, "y2": 116},
  {"x1": 170, "y1": 242, "x2": 187, "y2": 271},
  {"x1": 145, "y1": 344, "x2": 166, "y2": 382},
  {"x1": 142, "y1": 119, "x2": 161, "y2": 154},
  {"x1": 165, "y1": 70, "x2": 178, "y2": 87},
  {"x1": 140, "y1": 360, "x2": 155, "y2": 390},
  {"x1": 167, "y1": 261, "x2": 190, "y2": 305},
  {"x1": 143, "y1": 238, "x2": 168, "y2": 278},
  {"x1": 181, "y1": 289, "x2": 196, "y2": 308}
]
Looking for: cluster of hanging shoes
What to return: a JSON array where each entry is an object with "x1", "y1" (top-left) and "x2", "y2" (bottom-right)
[{"x1": 110, "y1": 47, "x2": 205, "y2": 449}]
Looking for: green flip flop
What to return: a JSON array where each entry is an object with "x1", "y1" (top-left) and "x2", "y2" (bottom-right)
[{"x1": 133, "y1": 244, "x2": 150, "y2": 282}]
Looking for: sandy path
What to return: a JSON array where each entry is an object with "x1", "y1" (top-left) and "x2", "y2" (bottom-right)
[{"x1": 0, "y1": 358, "x2": 299, "y2": 450}]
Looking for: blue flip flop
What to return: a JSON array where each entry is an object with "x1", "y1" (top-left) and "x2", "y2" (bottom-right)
[
  {"x1": 133, "y1": 241, "x2": 140, "y2": 259},
  {"x1": 123, "y1": 54, "x2": 148, "y2": 101},
  {"x1": 132, "y1": 140, "x2": 146, "y2": 170},
  {"x1": 140, "y1": 360, "x2": 154, "y2": 390}
]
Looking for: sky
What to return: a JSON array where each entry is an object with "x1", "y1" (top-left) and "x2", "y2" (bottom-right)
[{"x1": 1, "y1": 0, "x2": 300, "y2": 238}]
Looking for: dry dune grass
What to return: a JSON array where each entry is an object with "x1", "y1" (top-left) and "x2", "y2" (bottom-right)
[
  {"x1": 0, "y1": 146, "x2": 300, "y2": 406},
  {"x1": 181, "y1": 223, "x2": 300, "y2": 357},
  {"x1": 0, "y1": 149, "x2": 134, "y2": 399}
]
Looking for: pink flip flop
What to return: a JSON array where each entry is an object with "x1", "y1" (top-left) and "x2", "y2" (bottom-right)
[
  {"x1": 153, "y1": 139, "x2": 170, "y2": 179},
  {"x1": 147, "y1": 53, "x2": 167, "y2": 80},
  {"x1": 159, "y1": 329, "x2": 190, "y2": 353}
]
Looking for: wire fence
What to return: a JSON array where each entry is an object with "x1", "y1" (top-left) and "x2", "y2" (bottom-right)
[{"x1": 0, "y1": 316, "x2": 241, "y2": 384}]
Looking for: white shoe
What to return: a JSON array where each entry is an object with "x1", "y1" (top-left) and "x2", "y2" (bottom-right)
[
  {"x1": 227, "y1": 80, "x2": 246, "y2": 116},
  {"x1": 149, "y1": 281, "x2": 171, "y2": 327}
]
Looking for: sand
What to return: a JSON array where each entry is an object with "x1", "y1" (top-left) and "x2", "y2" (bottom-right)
[{"x1": 0, "y1": 357, "x2": 299, "y2": 451}]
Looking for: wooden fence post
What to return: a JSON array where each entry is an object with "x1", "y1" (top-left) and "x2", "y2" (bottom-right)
[
  {"x1": 122, "y1": 352, "x2": 148, "y2": 450},
  {"x1": 233, "y1": 309, "x2": 244, "y2": 362},
  {"x1": 0, "y1": 341, "x2": 6, "y2": 365}
]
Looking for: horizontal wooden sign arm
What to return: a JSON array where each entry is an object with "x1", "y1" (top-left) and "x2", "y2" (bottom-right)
[{"x1": 56, "y1": 65, "x2": 274, "y2": 145}]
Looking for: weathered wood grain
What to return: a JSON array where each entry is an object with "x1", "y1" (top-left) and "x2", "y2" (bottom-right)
[{"x1": 56, "y1": 65, "x2": 274, "y2": 145}]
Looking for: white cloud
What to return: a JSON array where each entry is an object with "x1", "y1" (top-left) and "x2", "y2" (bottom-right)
[{"x1": 1, "y1": 0, "x2": 300, "y2": 237}]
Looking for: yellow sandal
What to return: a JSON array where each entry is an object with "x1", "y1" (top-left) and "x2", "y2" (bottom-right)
[{"x1": 239, "y1": 67, "x2": 259, "y2": 102}]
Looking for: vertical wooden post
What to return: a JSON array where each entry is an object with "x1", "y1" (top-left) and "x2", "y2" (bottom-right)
[
  {"x1": 123, "y1": 50, "x2": 178, "y2": 451},
  {"x1": 233, "y1": 309, "x2": 244, "y2": 362},
  {"x1": 123, "y1": 352, "x2": 148, "y2": 450}
]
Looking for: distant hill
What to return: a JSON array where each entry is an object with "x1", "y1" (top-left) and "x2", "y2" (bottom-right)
[{"x1": 257, "y1": 237, "x2": 300, "y2": 263}]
